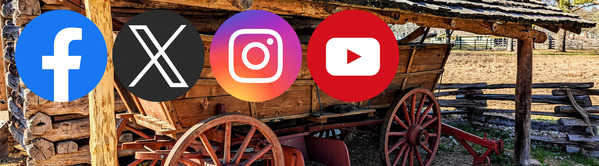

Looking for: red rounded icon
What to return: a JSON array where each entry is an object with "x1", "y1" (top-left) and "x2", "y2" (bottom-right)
[{"x1": 308, "y1": 10, "x2": 399, "y2": 102}]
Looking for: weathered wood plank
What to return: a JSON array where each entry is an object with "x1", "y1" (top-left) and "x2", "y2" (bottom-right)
[
  {"x1": 567, "y1": 134, "x2": 599, "y2": 142},
  {"x1": 469, "y1": 114, "x2": 561, "y2": 131},
  {"x1": 555, "y1": 106, "x2": 599, "y2": 114},
  {"x1": 465, "y1": 108, "x2": 599, "y2": 119},
  {"x1": 437, "y1": 82, "x2": 594, "y2": 90},
  {"x1": 434, "y1": 89, "x2": 483, "y2": 97},
  {"x1": 436, "y1": 83, "x2": 487, "y2": 90},
  {"x1": 459, "y1": 94, "x2": 593, "y2": 107},
  {"x1": 558, "y1": 118, "x2": 599, "y2": 127},
  {"x1": 437, "y1": 99, "x2": 487, "y2": 108},
  {"x1": 552, "y1": 89, "x2": 599, "y2": 96},
  {"x1": 253, "y1": 86, "x2": 312, "y2": 119}
]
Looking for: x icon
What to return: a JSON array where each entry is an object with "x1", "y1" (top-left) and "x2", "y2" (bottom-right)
[{"x1": 128, "y1": 25, "x2": 188, "y2": 88}]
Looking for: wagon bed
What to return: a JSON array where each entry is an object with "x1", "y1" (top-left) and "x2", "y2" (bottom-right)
[{"x1": 125, "y1": 38, "x2": 451, "y2": 136}]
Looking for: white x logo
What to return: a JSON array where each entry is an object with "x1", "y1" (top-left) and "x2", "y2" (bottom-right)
[{"x1": 128, "y1": 25, "x2": 188, "y2": 88}]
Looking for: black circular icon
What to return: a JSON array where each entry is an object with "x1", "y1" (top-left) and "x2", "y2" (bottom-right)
[{"x1": 113, "y1": 10, "x2": 204, "y2": 102}]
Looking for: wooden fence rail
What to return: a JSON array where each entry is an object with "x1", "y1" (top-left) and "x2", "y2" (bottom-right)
[{"x1": 435, "y1": 82, "x2": 599, "y2": 157}]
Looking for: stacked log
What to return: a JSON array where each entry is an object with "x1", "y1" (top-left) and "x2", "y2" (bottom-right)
[{"x1": 0, "y1": 1, "x2": 126, "y2": 165}]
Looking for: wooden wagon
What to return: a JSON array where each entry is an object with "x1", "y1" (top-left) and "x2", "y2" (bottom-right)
[
  {"x1": 2, "y1": 0, "x2": 594, "y2": 165},
  {"x1": 116, "y1": 32, "x2": 456, "y2": 165}
]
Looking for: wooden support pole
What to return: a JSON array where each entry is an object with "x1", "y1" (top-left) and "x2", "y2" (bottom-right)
[
  {"x1": 515, "y1": 38, "x2": 533, "y2": 165},
  {"x1": 84, "y1": 0, "x2": 117, "y2": 165}
]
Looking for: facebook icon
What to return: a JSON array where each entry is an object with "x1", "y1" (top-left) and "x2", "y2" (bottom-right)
[{"x1": 16, "y1": 10, "x2": 107, "y2": 102}]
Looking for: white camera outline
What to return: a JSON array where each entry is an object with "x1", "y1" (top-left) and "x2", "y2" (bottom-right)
[{"x1": 228, "y1": 29, "x2": 283, "y2": 83}]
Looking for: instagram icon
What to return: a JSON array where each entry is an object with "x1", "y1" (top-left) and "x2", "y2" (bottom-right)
[{"x1": 211, "y1": 10, "x2": 301, "y2": 102}]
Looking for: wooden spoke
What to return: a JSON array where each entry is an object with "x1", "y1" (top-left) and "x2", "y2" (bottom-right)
[
  {"x1": 415, "y1": 95, "x2": 426, "y2": 124},
  {"x1": 414, "y1": 147, "x2": 424, "y2": 166},
  {"x1": 392, "y1": 144, "x2": 408, "y2": 166},
  {"x1": 179, "y1": 156, "x2": 203, "y2": 166},
  {"x1": 381, "y1": 88, "x2": 441, "y2": 166},
  {"x1": 150, "y1": 160, "x2": 159, "y2": 166},
  {"x1": 388, "y1": 138, "x2": 406, "y2": 153},
  {"x1": 393, "y1": 115, "x2": 409, "y2": 130},
  {"x1": 401, "y1": 146, "x2": 411, "y2": 166},
  {"x1": 402, "y1": 102, "x2": 411, "y2": 125},
  {"x1": 240, "y1": 144, "x2": 273, "y2": 166},
  {"x1": 421, "y1": 144, "x2": 432, "y2": 154},
  {"x1": 223, "y1": 122, "x2": 232, "y2": 164},
  {"x1": 165, "y1": 114, "x2": 284, "y2": 166},
  {"x1": 418, "y1": 103, "x2": 434, "y2": 125},
  {"x1": 389, "y1": 132, "x2": 407, "y2": 136},
  {"x1": 199, "y1": 134, "x2": 221, "y2": 166},
  {"x1": 409, "y1": 146, "x2": 414, "y2": 166},
  {"x1": 233, "y1": 126, "x2": 256, "y2": 164},
  {"x1": 421, "y1": 116, "x2": 439, "y2": 128},
  {"x1": 410, "y1": 94, "x2": 416, "y2": 124},
  {"x1": 428, "y1": 133, "x2": 438, "y2": 138}
]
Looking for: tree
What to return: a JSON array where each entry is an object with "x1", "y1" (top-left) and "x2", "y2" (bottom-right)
[{"x1": 549, "y1": 0, "x2": 599, "y2": 52}]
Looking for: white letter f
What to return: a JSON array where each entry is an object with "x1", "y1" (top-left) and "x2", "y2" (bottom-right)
[{"x1": 42, "y1": 27, "x2": 82, "y2": 102}]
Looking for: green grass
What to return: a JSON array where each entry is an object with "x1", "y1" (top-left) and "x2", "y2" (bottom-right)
[{"x1": 445, "y1": 122, "x2": 599, "y2": 166}]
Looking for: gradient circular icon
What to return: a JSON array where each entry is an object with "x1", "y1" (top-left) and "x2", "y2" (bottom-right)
[
  {"x1": 113, "y1": 10, "x2": 204, "y2": 102},
  {"x1": 308, "y1": 10, "x2": 399, "y2": 102},
  {"x1": 211, "y1": 10, "x2": 302, "y2": 102},
  {"x1": 16, "y1": 10, "x2": 107, "y2": 102}
]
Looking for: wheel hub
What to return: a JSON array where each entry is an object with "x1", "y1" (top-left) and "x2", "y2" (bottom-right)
[{"x1": 407, "y1": 125, "x2": 429, "y2": 146}]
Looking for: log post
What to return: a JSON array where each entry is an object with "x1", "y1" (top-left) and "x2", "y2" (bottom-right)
[
  {"x1": 84, "y1": 0, "x2": 117, "y2": 165},
  {"x1": 515, "y1": 38, "x2": 533, "y2": 165}
]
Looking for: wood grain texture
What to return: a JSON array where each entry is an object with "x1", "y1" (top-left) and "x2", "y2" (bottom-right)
[
  {"x1": 56, "y1": 140, "x2": 78, "y2": 154},
  {"x1": 84, "y1": 0, "x2": 117, "y2": 165},
  {"x1": 515, "y1": 38, "x2": 533, "y2": 165},
  {"x1": 27, "y1": 145, "x2": 90, "y2": 166}
]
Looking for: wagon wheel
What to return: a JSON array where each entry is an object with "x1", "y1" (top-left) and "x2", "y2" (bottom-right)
[
  {"x1": 164, "y1": 113, "x2": 284, "y2": 166},
  {"x1": 380, "y1": 88, "x2": 442, "y2": 166}
]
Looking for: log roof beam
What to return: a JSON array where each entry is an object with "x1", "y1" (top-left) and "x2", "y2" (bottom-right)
[{"x1": 145, "y1": 0, "x2": 548, "y2": 43}]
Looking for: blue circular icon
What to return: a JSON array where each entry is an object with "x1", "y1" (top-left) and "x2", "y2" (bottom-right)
[{"x1": 16, "y1": 10, "x2": 107, "y2": 102}]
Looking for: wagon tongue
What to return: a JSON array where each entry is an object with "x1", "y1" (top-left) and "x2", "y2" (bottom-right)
[{"x1": 347, "y1": 49, "x2": 361, "y2": 64}]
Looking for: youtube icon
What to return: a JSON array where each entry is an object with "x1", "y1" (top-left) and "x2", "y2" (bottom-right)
[
  {"x1": 347, "y1": 50, "x2": 360, "y2": 64},
  {"x1": 326, "y1": 37, "x2": 380, "y2": 76},
  {"x1": 308, "y1": 10, "x2": 399, "y2": 102}
]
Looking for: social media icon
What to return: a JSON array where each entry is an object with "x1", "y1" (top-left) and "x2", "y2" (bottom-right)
[
  {"x1": 127, "y1": 25, "x2": 188, "y2": 88},
  {"x1": 16, "y1": 10, "x2": 107, "y2": 102},
  {"x1": 308, "y1": 10, "x2": 399, "y2": 102},
  {"x1": 113, "y1": 10, "x2": 204, "y2": 102},
  {"x1": 211, "y1": 10, "x2": 301, "y2": 102},
  {"x1": 229, "y1": 29, "x2": 283, "y2": 83},
  {"x1": 326, "y1": 38, "x2": 380, "y2": 76}
]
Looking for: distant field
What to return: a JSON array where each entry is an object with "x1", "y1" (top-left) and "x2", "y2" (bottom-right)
[{"x1": 441, "y1": 49, "x2": 599, "y2": 119}]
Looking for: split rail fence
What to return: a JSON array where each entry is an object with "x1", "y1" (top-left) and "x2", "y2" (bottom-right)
[{"x1": 435, "y1": 82, "x2": 599, "y2": 157}]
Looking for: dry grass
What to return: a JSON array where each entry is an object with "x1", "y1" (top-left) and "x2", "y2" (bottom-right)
[{"x1": 441, "y1": 49, "x2": 599, "y2": 119}]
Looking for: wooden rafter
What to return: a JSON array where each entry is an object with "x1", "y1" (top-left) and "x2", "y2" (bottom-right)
[{"x1": 148, "y1": 0, "x2": 548, "y2": 43}]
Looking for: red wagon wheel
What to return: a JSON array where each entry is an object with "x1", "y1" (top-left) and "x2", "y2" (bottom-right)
[
  {"x1": 164, "y1": 113, "x2": 284, "y2": 166},
  {"x1": 380, "y1": 88, "x2": 442, "y2": 166}
]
